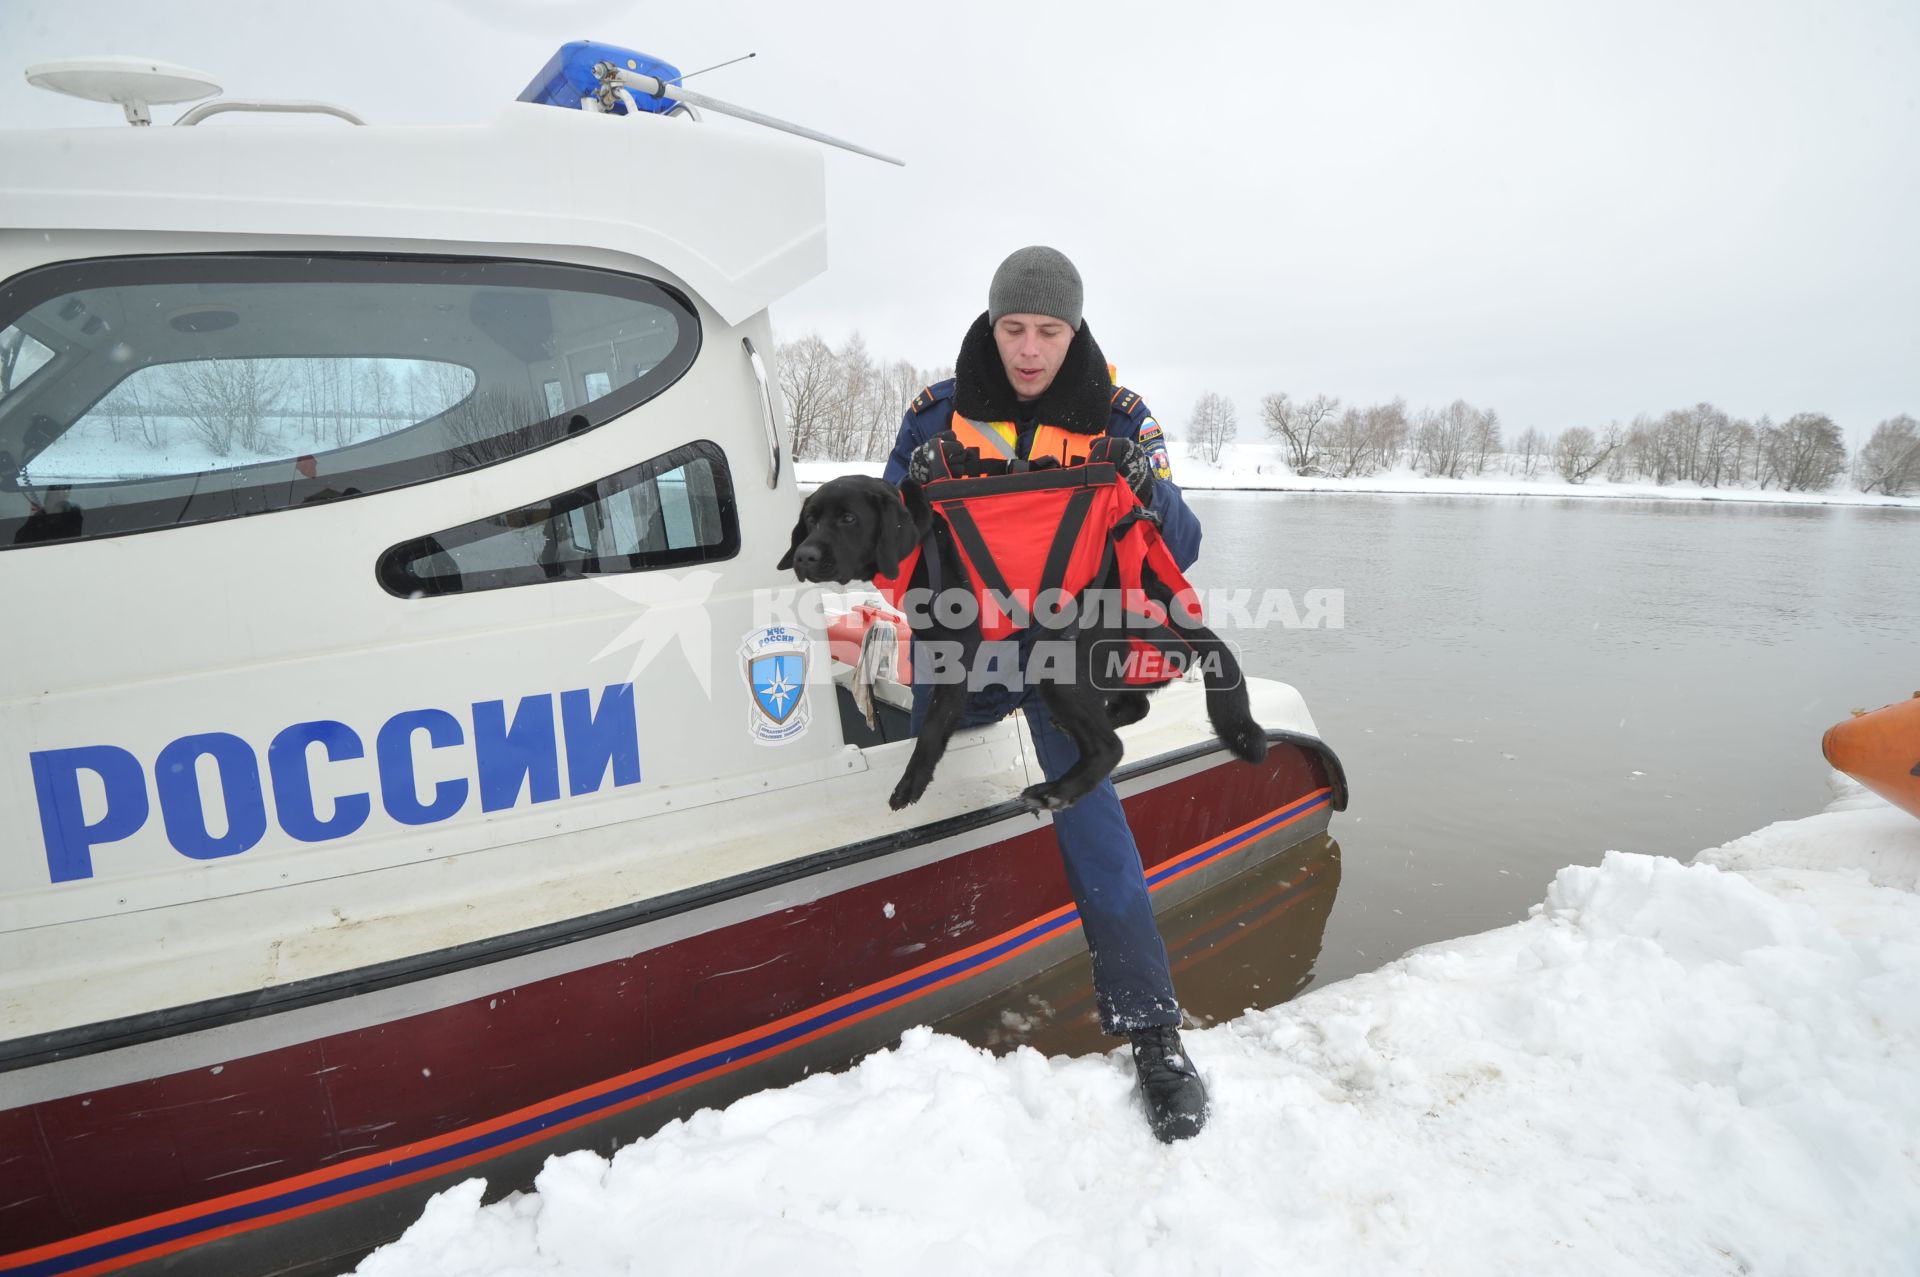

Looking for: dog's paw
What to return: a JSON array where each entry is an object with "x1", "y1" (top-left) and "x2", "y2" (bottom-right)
[
  {"x1": 890, "y1": 773, "x2": 928, "y2": 811},
  {"x1": 1020, "y1": 782, "x2": 1077, "y2": 812},
  {"x1": 1222, "y1": 720, "x2": 1269, "y2": 764}
]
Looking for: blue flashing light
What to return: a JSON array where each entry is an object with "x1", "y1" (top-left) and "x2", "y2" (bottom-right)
[{"x1": 518, "y1": 41, "x2": 683, "y2": 115}]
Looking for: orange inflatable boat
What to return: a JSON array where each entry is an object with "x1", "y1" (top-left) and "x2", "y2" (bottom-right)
[{"x1": 1822, "y1": 692, "x2": 1920, "y2": 821}]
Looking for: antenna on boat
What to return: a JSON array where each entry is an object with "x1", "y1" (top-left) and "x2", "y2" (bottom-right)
[
  {"x1": 519, "y1": 41, "x2": 904, "y2": 167},
  {"x1": 24, "y1": 56, "x2": 220, "y2": 125},
  {"x1": 678, "y1": 52, "x2": 757, "y2": 81},
  {"x1": 601, "y1": 64, "x2": 905, "y2": 166}
]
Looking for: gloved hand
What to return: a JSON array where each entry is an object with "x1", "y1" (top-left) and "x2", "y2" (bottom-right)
[
  {"x1": 1086, "y1": 435, "x2": 1156, "y2": 504},
  {"x1": 907, "y1": 432, "x2": 969, "y2": 483}
]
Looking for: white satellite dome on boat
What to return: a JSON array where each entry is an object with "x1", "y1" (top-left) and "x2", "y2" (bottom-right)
[{"x1": 23, "y1": 55, "x2": 221, "y2": 125}]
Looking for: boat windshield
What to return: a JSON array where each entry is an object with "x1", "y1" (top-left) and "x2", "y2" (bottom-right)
[
  {"x1": 0, "y1": 323, "x2": 56, "y2": 410},
  {"x1": 0, "y1": 254, "x2": 700, "y2": 548}
]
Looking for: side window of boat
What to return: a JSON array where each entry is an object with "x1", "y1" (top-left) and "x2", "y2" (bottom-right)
[
  {"x1": 377, "y1": 440, "x2": 738, "y2": 597},
  {"x1": 0, "y1": 254, "x2": 700, "y2": 549}
]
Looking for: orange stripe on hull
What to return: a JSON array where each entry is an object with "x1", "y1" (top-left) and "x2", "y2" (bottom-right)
[{"x1": 1822, "y1": 692, "x2": 1920, "y2": 821}]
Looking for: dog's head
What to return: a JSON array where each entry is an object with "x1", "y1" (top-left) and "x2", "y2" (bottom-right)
[{"x1": 777, "y1": 476, "x2": 932, "y2": 583}]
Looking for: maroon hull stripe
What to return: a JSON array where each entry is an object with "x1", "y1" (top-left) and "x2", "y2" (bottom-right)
[{"x1": 4, "y1": 789, "x2": 1332, "y2": 1276}]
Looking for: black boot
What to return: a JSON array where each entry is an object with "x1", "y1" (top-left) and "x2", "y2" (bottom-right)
[{"x1": 1129, "y1": 1025, "x2": 1208, "y2": 1143}]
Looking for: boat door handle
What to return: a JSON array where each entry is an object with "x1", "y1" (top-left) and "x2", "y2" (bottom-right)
[{"x1": 742, "y1": 337, "x2": 781, "y2": 489}]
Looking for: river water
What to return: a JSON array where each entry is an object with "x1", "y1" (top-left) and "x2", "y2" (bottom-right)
[{"x1": 936, "y1": 492, "x2": 1920, "y2": 1057}]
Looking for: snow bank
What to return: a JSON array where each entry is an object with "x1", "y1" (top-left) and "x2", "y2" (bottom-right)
[
  {"x1": 795, "y1": 459, "x2": 886, "y2": 485},
  {"x1": 359, "y1": 779, "x2": 1920, "y2": 1276},
  {"x1": 1168, "y1": 440, "x2": 1920, "y2": 508},
  {"x1": 792, "y1": 449, "x2": 1920, "y2": 508}
]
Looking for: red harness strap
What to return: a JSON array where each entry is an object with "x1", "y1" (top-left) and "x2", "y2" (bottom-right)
[{"x1": 874, "y1": 462, "x2": 1202, "y2": 686}]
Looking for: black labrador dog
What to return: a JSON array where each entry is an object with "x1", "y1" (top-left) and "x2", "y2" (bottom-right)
[{"x1": 779, "y1": 474, "x2": 1266, "y2": 812}]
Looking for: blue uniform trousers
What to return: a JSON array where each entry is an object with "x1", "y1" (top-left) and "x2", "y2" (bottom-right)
[{"x1": 911, "y1": 668, "x2": 1181, "y2": 1036}]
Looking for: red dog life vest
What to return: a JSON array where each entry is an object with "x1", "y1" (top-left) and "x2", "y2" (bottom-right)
[{"x1": 874, "y1": 460, "x2": 1204, "y2": 688}]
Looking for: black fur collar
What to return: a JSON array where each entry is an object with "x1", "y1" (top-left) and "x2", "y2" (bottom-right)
[{"x1": 951, "y1": 311, "x2": 1111, "y2": 434}]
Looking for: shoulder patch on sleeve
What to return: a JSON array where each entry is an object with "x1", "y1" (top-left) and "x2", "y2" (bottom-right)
[{"x1": 1139, "y1": 416, "x2": 1172, "y2": 480}]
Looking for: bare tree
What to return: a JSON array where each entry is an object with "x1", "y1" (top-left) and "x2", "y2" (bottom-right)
[
  {"x1": 95, "y1": 384, "x2": 131, "y2": 444},
  {"x1": 433, "y1": 387, "x2": 562, "y2": 470},
  {"x1": 297, "y1": 357, "x2": 329, "y2": 443},
  {"x1": 406, "y1": 360, "x2": 474, "y2": 425},
  {"x1": 1259, "y1": 393, "x2": 1294, "y2": 468},
  {"x1": 1694, "y1": 405, "x2": 1741, "y2": 488},
  {"x1": 1318, "y1": 399, "x2": 1406, "y2": 477},
  {"x1": 1553, "y1": 424, "x2": 1621, "y2": 483},
  {"x1": 1854, "y1": 414, "x2": 1920, "y2": 496},
  {"x1": 776, "y1": 333, "x2": 850, "y2": 460},
  {"x1": 1514, "y1": 426, "x2": 1547, "y2": 479},
  {"x1": 1410, "y1": 406, "x2": 1442, "y2": 476},
  {"x1": 362, "y1": 359, "x2": 399, "y2": 442},
  {"x1": 773, "y1": 332, "x2": 953, "y2": 462},
  {"x1": 1629, "y1": 402, "x2": 1733, "y2": 485},
  {"x1": 1366, "y1": 397, "x2": 1410, "y2": 472},
  {"x1": 1261, "y1": 391, "x2": 1340, "y2": 472},
  {"x1": 1623, "y1": 413, "x2": 1677, "y2": 484},
  {"x1": 1413, "y1": 400, "x2": 1479, "y2": 478},
  {"x1": 333, "y1": 359, "x2": 363, "y2": 450},
  {"x1": 865, "y1": 358, "x2": 924, "y2": 462},
  {"x1": 841, "y1": 337, "x2": 946, "y2": 464},
  {"x1": 1757, "y1": 412, "x2": 1846, "y2": 491},
  {"x1": 1605, "y1": 416, "x2": 1644, "y2": 482},
  {"x1": 1725, "y1": 418, "x2": 1757, "y2": 485},
  {"x1": 1470, "y1": 407, "x2": 1502, "y2": 475},
  {"x1": 1321, "y1": 407, "x2": 1372, "y2": 477},
  {"x1": 1663, "y1": 407, "x2": 1695, "y2": 481},
  {"x1": 816, "y1": 331, "x2": 878, "y2": 461},
  {"x1": 127, "y1": 379, "x2": 167, "y2": 450},
  {"x1": 168, "y1": 359, "x2": 287, "y2": 457},
  {"x1": 1186, "y1": 391, "x2": 1238, "y2": 466}
]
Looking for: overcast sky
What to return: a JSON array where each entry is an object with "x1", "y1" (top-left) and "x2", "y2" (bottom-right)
[{"x1": 5, "y1": 0, "x2": 1915, "y2": 444}]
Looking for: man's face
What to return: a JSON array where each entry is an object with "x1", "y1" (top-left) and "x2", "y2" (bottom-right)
[{"x1": 993, "y1": 313, "x2": 1074, "y2": 401}]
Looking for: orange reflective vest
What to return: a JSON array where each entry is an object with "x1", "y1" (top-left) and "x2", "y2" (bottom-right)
[{"x1": 948, "y1": 413, "x2": 1099, "y2": 469}]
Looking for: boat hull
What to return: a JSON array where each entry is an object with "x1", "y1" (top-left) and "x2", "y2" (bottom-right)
[
  {"x1": 1, "y1": 735, "x2": 1342, "y2": 1276},
  {"x1": 1822, "y1": 693, "x2": 1920, "y2": 822}
]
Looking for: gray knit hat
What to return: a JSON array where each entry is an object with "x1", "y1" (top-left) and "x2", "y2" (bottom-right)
[{"x1": 988, "y1": 246, "x2": 1083, "y2": 329}]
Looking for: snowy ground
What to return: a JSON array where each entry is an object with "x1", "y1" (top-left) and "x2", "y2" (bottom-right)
[
  {"x1": 358, "y1": 776, "x2": 1920, "y2": 1277},
  {"x1": 795, "y1": 445, "x2": 1920, "y2": 508}
]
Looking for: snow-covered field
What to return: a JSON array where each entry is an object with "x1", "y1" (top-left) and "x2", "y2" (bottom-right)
[
  {"x1": 1170, "y1": 442, "x2": 1920, "y2": 508},
  {"x1": 357, "y1": 776, "x2": 1920, "y2": 1276},
  {"x1": 794, "y1": 446, "x2": 1920, "y2": 509}
]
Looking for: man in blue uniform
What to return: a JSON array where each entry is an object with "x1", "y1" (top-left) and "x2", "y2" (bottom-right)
[{"x1": 881, "y1": 246, "x2": 1210, "y2": 1142}]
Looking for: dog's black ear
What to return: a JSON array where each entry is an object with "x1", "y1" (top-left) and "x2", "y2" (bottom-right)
[
  {"x1": 873, "y1": 483, "x2": 927, "y2": 578},
  {"x1": 775, "y1": 505, "x2": 809, "y2": 572}
]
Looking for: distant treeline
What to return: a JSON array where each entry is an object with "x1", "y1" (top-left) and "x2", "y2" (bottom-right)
[
  {"x1": 775, "y1": 332, "x2": 1918, "y2": 497},
  {"x1": 776, "y1": 333, "x2": 949, "y2": 465},
  {"x1": 1247, "y1": 393, "x2": 1918, "y2": 496}
]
